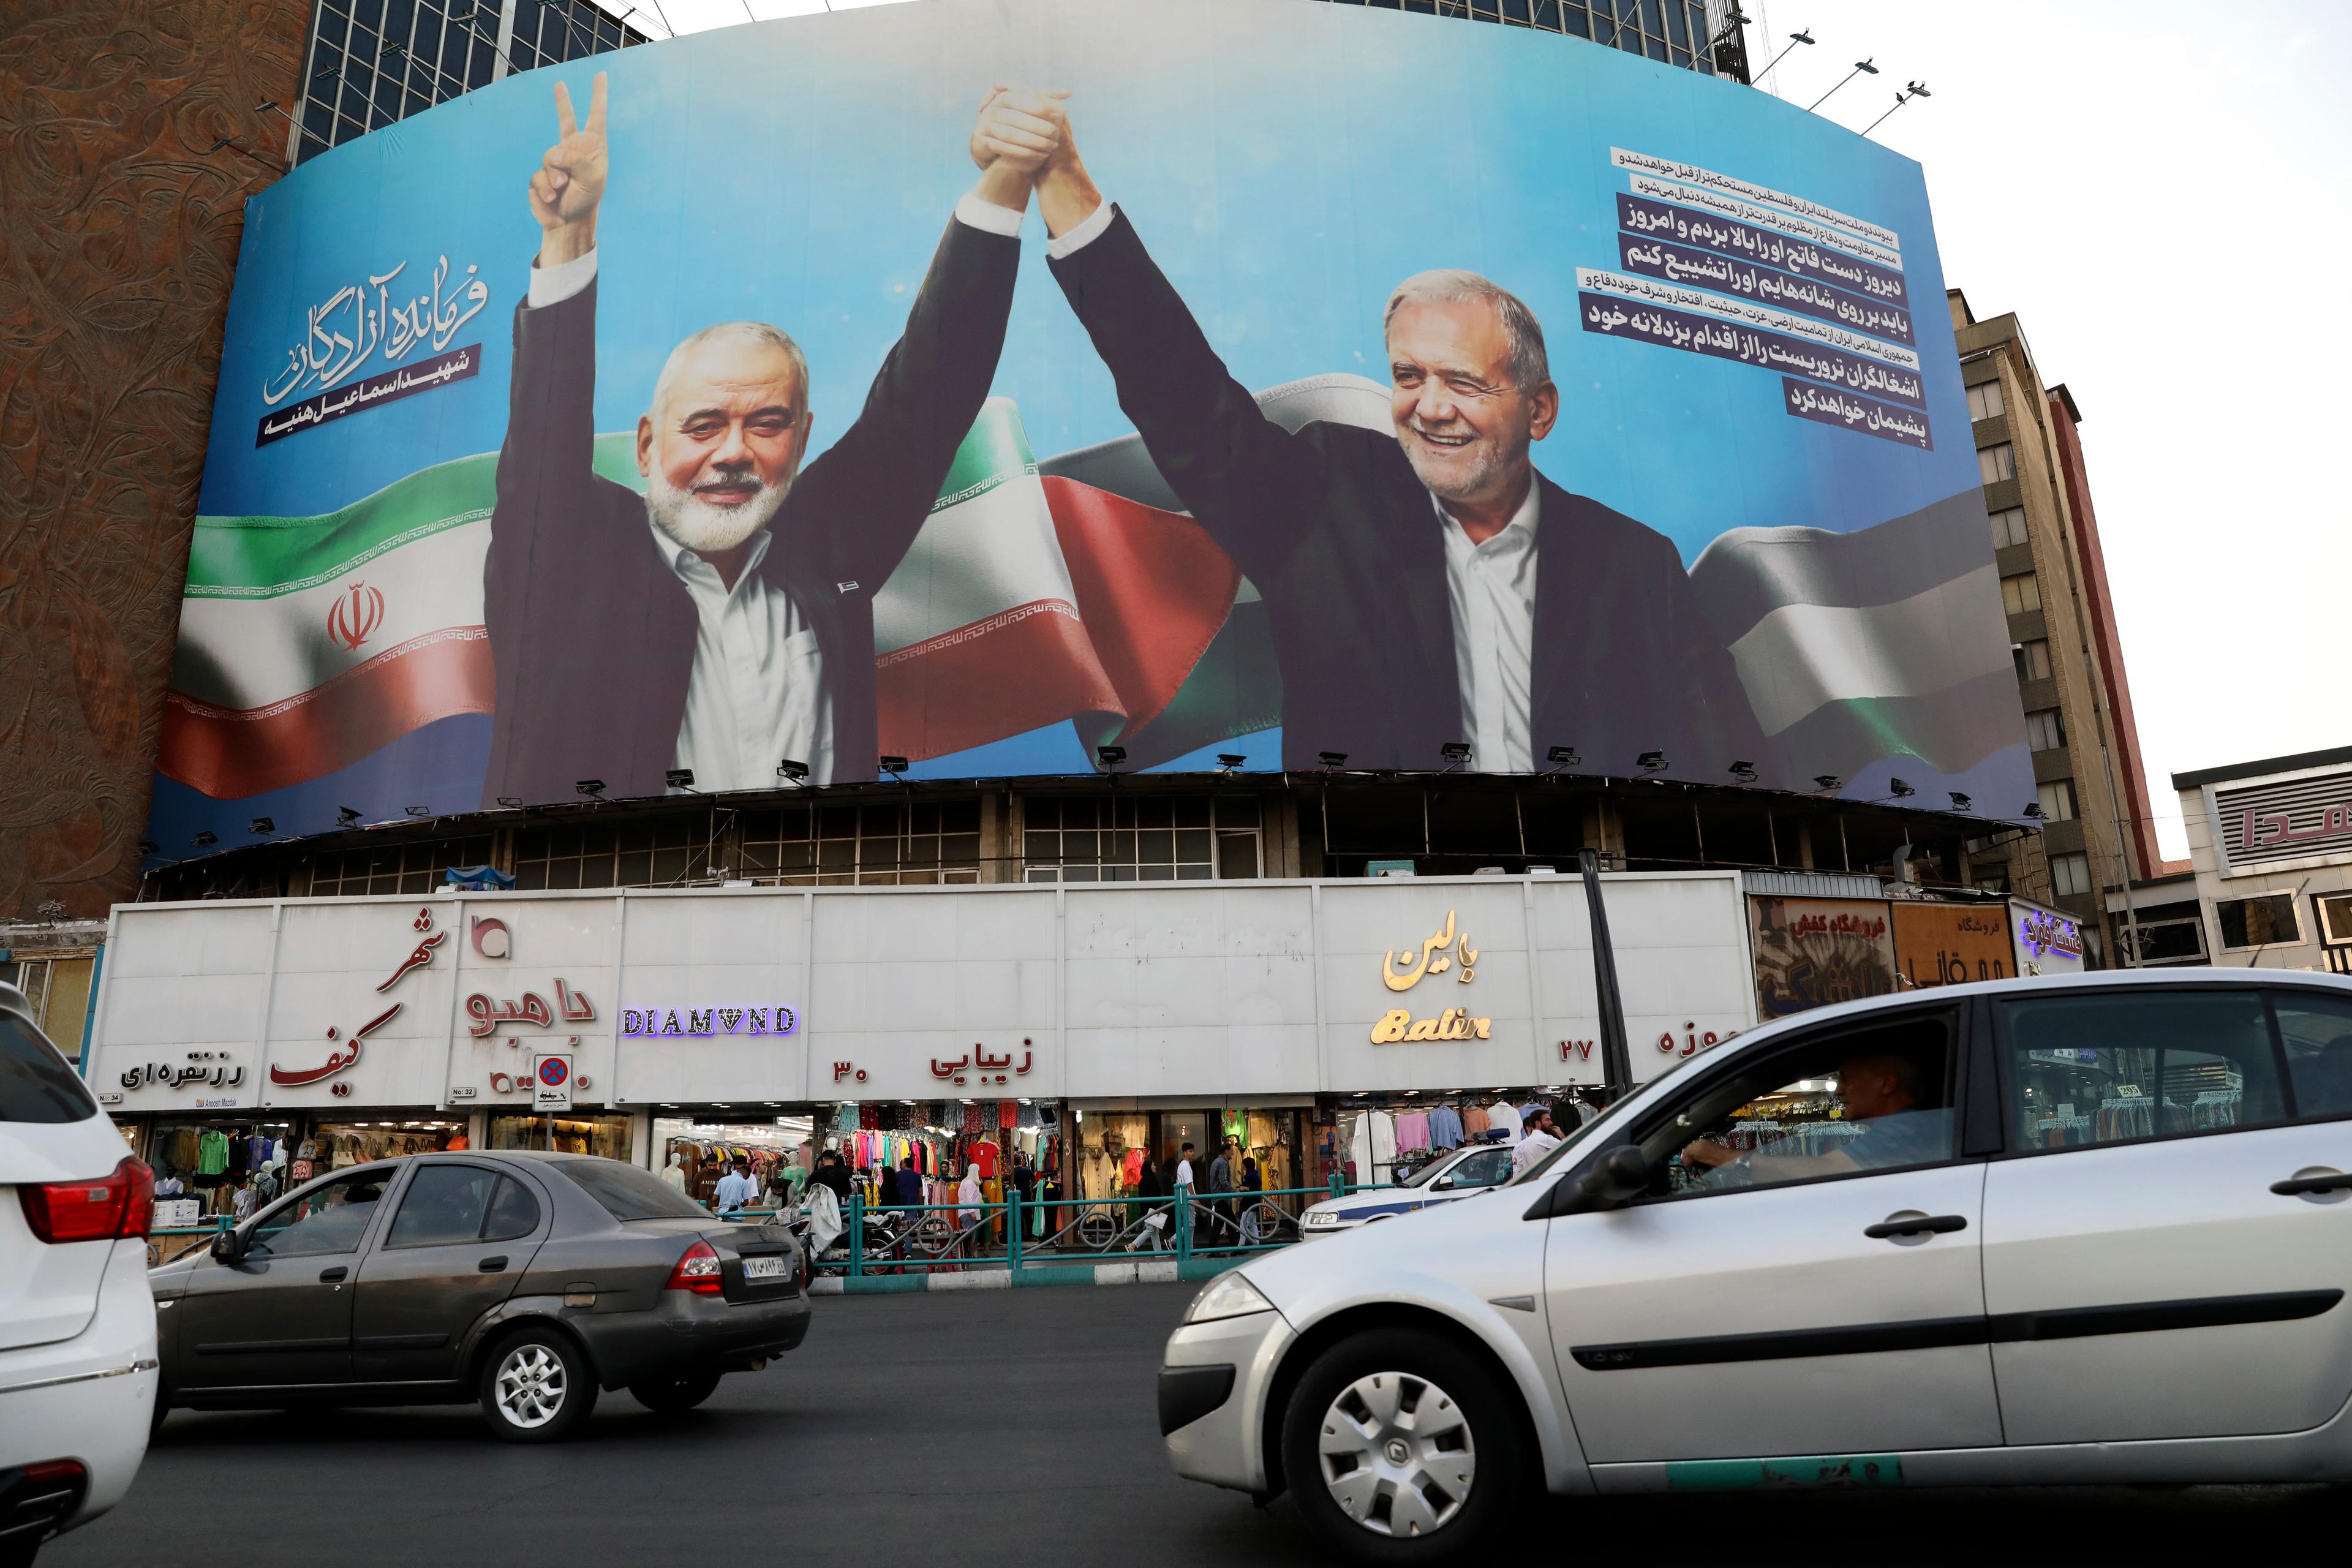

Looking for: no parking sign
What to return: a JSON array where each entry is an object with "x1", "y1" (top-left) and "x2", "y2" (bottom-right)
[{"x1": 531, "y1": 1051, "x2": 573, "y2": 1112}]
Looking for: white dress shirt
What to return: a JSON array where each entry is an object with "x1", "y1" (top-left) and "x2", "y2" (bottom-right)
[
  {"x1": 521, "y1": 192, "x2": 1030, "y2": 792},
  {"x1": 1511, "y1": 1125, "x2": 1562, "y2": 1178},
  {"x1": 1438, "y1": 484, "x2": 1539, "y2": 774}
]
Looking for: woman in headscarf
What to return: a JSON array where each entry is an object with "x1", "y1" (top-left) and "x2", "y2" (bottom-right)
[{"x1": 956, "y1": 1163, "x2": 984, "y2": 1258}]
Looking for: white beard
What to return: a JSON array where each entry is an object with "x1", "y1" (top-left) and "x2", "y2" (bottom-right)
[{"x1": 646, "y1": 469, "x2": 791, "y2": 554}]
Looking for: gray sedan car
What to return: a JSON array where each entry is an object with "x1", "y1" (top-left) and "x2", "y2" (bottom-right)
[{"x1": 149, "y1": 1151, "x2": 808, "y2": 1441}]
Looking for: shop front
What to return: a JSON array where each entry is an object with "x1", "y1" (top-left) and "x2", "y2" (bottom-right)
[{"x1": 85, "y1": 873, "x2": 1759, "y2": 1191}]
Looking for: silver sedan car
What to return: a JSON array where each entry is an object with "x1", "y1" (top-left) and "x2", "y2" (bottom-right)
[{"x1": 1156, "y1": 970, "x2": 2352, "y2": 1561}]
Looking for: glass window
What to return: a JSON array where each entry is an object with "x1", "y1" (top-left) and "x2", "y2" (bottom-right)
[
  {"x1": 2037, "y1": 779, "x2": 2078, "y2": 823},
  {"x1": 248, "y1": 1169, "x2": 390, "y2": 1257},
  {"x1": 2049, "y1": 852, "x2": 2092, "y2": 897},
  {"x1": 559, "y1": 1157, "x2": 712, "y2": 1222},
  {"x1": 2319, "y1": 893, "x2": 2352, "y2": 947},
  {"x1": 1636, "y1": 1012, "x2": 1956, "y2": 1196},
  {"x1": 2000, "y1": 573, "x2": 2043, "y2": 615},
  {"x1": 1966, "y1": 379, "x2": 2007, "y2": 421},
  {"x1": 1444, "y1": 1148, "x2": 1515, "y2": 1189},
  {"x1": 1999, "y1": 989, "x2": 2284, "y2": 1151},
  {"x1": 2024, "y1": 707, "x2": 2065, "y2": 752},
  {"x1": 2127, "y1": 916, "x2": 2207, "y2": 967},
  {"x1": 484, "y1": 1177, "x2": 541, "y2": 1242},
  {"x1": 310, "y1": 835, "x2": 490, "y2": 897},
  {"x1": 2218, "y1": 894, "x2": 2300, "y2": 949},
  {"x1": 2014, "y1": 639, "x2": 2052, "y2": 682},
  {"x1": 1978, "y1": 443, "x2": 2016, "y2": 485},
  {"x1": 386, "y1": 1163, "x2": 497, "y2": 1248},
  {"x1": 2275, "y1": 992, "x2": 2352, "y2": 1119},
  {"x1": 0, "y1": 1014, "x2": 95, "y2": 1125},
  {"x1": 1988, "y1": 506, "x2": 2029, "y2": 549},
  {"x1": 1023, "y1": 794, "x2": 1258, "y2": 883},
  {"x1": 739, "y1": 798, "x2": 980, "y2": 886}
]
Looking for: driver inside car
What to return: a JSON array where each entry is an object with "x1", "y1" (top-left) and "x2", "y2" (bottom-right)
[{"x1": 1679, "y1": 1047, "x2": 1948, "y2": 1188}]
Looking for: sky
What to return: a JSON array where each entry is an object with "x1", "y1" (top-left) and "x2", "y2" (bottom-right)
[{"x1": 595, "y1": 0, "x2": 2350, "y2": 862}]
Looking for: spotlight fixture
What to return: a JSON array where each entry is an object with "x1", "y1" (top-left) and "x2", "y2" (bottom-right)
[
  {"x1": 1317, "y1": 751, "x2": 1349, "y2": 769},
  {"x1": 495, "y1": 796, "x2": 523, "y2": 810},
  {"x1": 879, "y1": 754, "x2": 910, "y2": 777},
  {"x1": 1094, "y1": 745, "x2": 1126, "y2": 769},
  {"x1": 1636, "y1": 750, "x2": 1668, "y2": 772},
  {"x1": 337, "y1": 805, "x2": 363, "y2": 827},
  {"x1": 138, "y1": 839, "x2": 160, "y2": 855},
  {"x1": 1545, "y1": 745, "x2": 1580, "y2": 769},
  {"x1": 2022, "y1": 802, "x2": 2045, "y2": 820},
  {"x1": 1948, "y1": 792, "x2": 1973, "y2": 812},
  {"x1": 249, "y1": 816, "x2": 275, "y2": 834},
  {"x1": 575, "y1": 779, "x2": 606, "y2": 798},
  {"x1": 1888, "y1": 777, "x2": 1917, "y2": 799},
  {"x1": 1814, "y1": 774, "x2": 1842, "y2": 792},
  {"x1": 777, "y1": 759, "x2": 809, "y2": 784},
  {"x1": 1728, "y1": 760, "x2": 1758, "y2": 783},
  {"x1": 1215, "y1": 753, "x2": 1247, "y2": 772},
  {"x1": 666, "y1": 768, "x2": 696, "y2": 790},
  {"x1": 1440, "y1": 741, "x2": 1472, "y2": 764},
  {"x1": 404, "y1": 805, "x2": 430, "y2": 818},
  {"x1": 194, "y1": 830, "x2": 219, "y2": 848}
]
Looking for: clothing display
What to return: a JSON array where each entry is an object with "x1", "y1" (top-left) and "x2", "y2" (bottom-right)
[
  {"x1": 1394, "y1": 1111, "x2": 1431, "y2": 1153},
  {"x1": 1488, "y1": 1100, "x2": 1523, "y2": 1142},
  {"x1": 1427, "y1": 1103, "x2": 1464, "y2": 1150},
  {"x1": 196, "y1": 1129, "x2": 230, "y2": 1176}
]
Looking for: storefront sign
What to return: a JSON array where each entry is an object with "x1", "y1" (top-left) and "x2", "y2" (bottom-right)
[
  {"x1": 2016, "y1": 910, "x2": 2084, "y2": 962},
  {"x1": 466, "y1": 978, "x2": 597, "y2": 1035},
  {"x1": 121, "y1": 1051, "x2": 244, "y2": 1091},
  {"x1": 1371, "y1": 910, "x2": 1491, "y2": 1042},
  {"x1": 1891, "y1": 903, "x2": 2013, "y2": 989},
  {"x1": 619, "y1": 1005, "x2": 797, "y2": 1037},
  {"x1": 1750, "y1": 896, "x2": 1898, "y2": 1019},
  {"x1": 928, "y1": 1044, "x2": 1030, "y2": 1086}
]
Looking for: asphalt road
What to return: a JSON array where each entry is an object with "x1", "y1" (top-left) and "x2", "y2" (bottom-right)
[{"x1": 48, "y1": 1283, "x2": 2348, "y2": 1567}]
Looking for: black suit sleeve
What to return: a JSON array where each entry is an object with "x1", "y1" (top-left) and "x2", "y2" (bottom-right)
[
  {"x1": 1046, "y1": 206, "x2": 1332, "y2": 587},
  {"x1": 1640, "y1": 527, "x2": 1768, "y2": 770},
  {"x1": 789, "y1": 214, "x2": 1021, "y2": 590}
]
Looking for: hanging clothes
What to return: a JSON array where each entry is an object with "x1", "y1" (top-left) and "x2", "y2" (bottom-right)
[
  {"x1": 1488, "y1": 1101, "x2": 1523, "y2": 1142},
  {"x1": 1395, "y1": 1112, "x2": 1431, "y2": 1153},
  {"x1": 1428, "y1": 1104, "x2": 1465, "y2": 1150}
]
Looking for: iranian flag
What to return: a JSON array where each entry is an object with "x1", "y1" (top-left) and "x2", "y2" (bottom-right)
[{"x1": 159, "y1": 383, "x2": 1384, "y2": 803}]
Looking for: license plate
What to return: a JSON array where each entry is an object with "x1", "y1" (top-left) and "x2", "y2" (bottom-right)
[{"x1": 742, "y1": 1255, "x2": 787, "y2": 1281}]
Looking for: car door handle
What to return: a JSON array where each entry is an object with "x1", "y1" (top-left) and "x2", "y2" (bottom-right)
[
  {"x1": 318, "y1": 1266, "x2": 348, "y2": 1283},
  {"x1": 478, "y1": 1256, "x2": 508, "y2": 1273},
  {"x1": 2271, "y1": 1171, "x2": 2352, "y2": 1197},
  {"x1": 1863, "y1": 1213, "x2": 1968, "y2": 1240}
]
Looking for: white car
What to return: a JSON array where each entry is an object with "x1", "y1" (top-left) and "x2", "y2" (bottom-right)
[
  {"x1": 1299, "y1": 1144, "x2": 1518, "y2": 1238},
  {"x1": 0, "y1": 982, "x2": 157, "y2": 1561},
  {"x1": 1157, "y1": 969, "x2": 2352, "y2": 1561}
]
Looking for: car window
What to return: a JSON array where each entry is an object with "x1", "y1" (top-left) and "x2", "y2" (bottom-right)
[
  {"x1": 1635, "y1": 1011, "x2": 1957, "y2": 1197},
  {"x1": 386, "y1": 1165, "x2": 499, "y2": 1248},
  {"x1": 484, "y1": 1177, "x2": 541, "y2": 1242},
  {"x1": 559, "y1": 1156, "x2": 712, "y2": 1221},
  {"x1": 248, "y1": 1170, "x2": 388, "y2": 1259},
  {"x1": 1449, "y1": 1148, "x2": 1514, "y2": 1188},
  {"x1": 1999, "y1": 989, "x2": 2284, "y2": 1151},
  {"x1": 2272, "y1": 990, "x2": 2352, "y2": 1119},
  {"x1": 0, "y1": 1014, "x2": 95, "y2": 1125}
]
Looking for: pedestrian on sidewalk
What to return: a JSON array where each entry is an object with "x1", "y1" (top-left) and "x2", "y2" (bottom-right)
[
  {"x1": 1511, "y1": 1106, "x2": 1563, "y2": 1179},
  {"x1": 714, "y1": 1158, "x2": 756, "y2": 1214}
]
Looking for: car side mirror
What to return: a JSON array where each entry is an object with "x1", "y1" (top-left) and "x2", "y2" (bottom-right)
[
  {"x1": 211, "y1": 1229, "x2": 245, "y2": 1264},
  {"x1": 1526, "y1": 1143, "x2": 1650, "y2": 1219},
  {"x1": 1431, "y1": 1177, "x2": 1457, "y2": 1192}
]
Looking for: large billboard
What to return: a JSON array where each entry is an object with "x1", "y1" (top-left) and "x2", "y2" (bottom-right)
[{"x1": 151, "y1": 0, "x2": 2031, "y2": 854}]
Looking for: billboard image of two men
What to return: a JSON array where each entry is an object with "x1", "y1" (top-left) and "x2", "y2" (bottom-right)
[{"x1": 155, "y1": 0, "x2": 2029, "y2": 853}]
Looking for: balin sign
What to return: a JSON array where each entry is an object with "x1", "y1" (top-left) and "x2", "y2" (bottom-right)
[{"x1": 1370, "y1": 910, "x2": 1492, "y2": 1043}]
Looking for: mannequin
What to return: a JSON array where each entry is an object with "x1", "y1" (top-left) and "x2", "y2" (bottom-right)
[{"x1": 660, "y1": 1151, "x2": 688, "y2": 1191}]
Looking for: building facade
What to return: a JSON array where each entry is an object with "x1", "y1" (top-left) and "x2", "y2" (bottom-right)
[
  {"x1": 1950, "y1": 290, "x2": 2159, "y2": 962},
  {"x1": 2110, "y1": 746, "x2": 2352, "y2": 976}
]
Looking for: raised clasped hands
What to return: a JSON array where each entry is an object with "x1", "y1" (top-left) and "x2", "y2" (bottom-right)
[
  {"x1": 531, "y1": 70, "x2": 609, "y2": 265},
  {"x1": 969, "y1": 84, "x2": 1101, "y2": 237}
]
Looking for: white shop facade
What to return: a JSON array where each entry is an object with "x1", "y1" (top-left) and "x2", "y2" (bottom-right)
[{"x1": 85, "y1": 873, "x2": 1757, "y2": 1201}]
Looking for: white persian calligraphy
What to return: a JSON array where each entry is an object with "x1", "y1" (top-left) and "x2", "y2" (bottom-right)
[{"x1": 262, "y1": 255, "x2": 490, "y2": 407}]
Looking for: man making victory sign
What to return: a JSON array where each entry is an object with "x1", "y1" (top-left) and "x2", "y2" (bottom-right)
[{"x1": 483, "y1": 75, "x2": 1062, "y2": 803}]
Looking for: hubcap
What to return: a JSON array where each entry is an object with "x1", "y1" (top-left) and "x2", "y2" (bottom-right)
[
  {"x1": 1317, "y1": 1370, "x2": 1477, "y2": 1537},
  {"x1": 494, "y1": 1344, "x2": 567, "y2": 1428}
]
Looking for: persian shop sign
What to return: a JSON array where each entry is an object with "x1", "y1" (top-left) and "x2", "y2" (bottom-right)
[
  {"x1": 620, "y1": 1005, "x2": 801, "y2": 1038},
  {"x1": 1370, "y1": 910, "x2": 1492, "y2": 1044},
  {"x1": 2017, "y1": 910, "x2": 2084, "y2": 961}
]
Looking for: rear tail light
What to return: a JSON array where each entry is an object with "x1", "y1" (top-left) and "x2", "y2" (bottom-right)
[
  {"x1": 19, "y1": 1158, "x2": 154, "y2": 1245},
  {"x1": 665, "y1": 1238, "x2": 724, "y2": 1294}
]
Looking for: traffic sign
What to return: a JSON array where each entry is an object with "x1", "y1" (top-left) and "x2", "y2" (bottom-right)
[{"x1": 532, "y1": 1050, "x2": 574, "y2": 1112}]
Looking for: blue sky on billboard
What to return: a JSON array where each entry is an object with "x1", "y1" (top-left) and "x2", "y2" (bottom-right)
[
  {"x1": 607, "y1": 0, "x2": 2351, "y2": 864},
  {"x1": 161, "y1": 0, "x2": 2040, "y2": 853}
]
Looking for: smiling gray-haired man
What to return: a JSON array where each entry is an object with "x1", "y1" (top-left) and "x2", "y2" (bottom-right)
[{"x1": 982, "y1": 95, "x2": 1763, "y2": 777}]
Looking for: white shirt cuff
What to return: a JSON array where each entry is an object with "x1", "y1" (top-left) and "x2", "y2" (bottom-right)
[
  {"x1": 955, "y1": 190, "x2": 1025, "y2": 239},
  {"x1": 1047, "y1": 198, "x2": 1114, "y2": 261},
  {"x1": 528, "y1": 247, "x2": 598, "y2": 309}
]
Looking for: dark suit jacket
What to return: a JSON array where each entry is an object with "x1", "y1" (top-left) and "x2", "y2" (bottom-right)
[
  {"x1": 1047, "y1": 209, "x2": 1764, "y2": 776},
  {"x1": 482, "y1": 218, "x2": 1020, "y2": 806}
]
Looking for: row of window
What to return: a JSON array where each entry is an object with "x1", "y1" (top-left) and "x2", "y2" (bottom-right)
[
  {"x1": 2000, "y1": 571, "x2": 2043, "y2": 616},
  {"x1": 1965, "y1": 379, "x2": 2007, "y2": 423}
]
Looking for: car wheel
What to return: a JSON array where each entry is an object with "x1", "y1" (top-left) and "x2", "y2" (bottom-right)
[
  {"x1": 1280, "y1": 1329, "x2": 1524, "y2": 1562},
  {"x1": 630, "y1": 1371, "x2": 721, "y2": 1414},
  {"x1": 478, "y1": 1326, "x2": 598, "y2": 1442}
]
